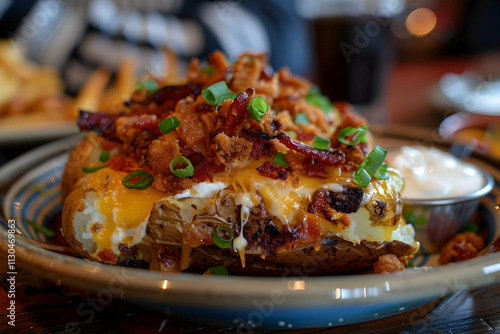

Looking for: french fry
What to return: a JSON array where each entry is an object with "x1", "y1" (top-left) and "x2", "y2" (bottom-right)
[
  {"x1": 99, "y1": 58, "x2": 136, "y2": 114},
  {"x1": 70, "y1": 67, "x2": 111, "y2": 117}
]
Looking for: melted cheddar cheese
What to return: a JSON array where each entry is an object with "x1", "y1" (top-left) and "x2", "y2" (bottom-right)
[{"x1": 75, "y1": 168, "x2": 167, "y2": 254}]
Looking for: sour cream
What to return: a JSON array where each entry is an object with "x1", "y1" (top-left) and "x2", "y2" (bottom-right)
[{"x1": 389, "y1": 146, "x2": 485, "y2": 199}]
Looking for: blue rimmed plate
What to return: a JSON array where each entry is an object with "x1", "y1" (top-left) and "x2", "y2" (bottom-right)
[{"x1": 1, "y1": 133, "x2": 500, "y2": 329}]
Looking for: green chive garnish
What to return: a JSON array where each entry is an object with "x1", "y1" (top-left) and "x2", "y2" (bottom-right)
[
  {"x1": 212, "y1": 225, "x2": 234, "y2": 249},
  {"x1": 353, "y1": 146, "x2": 389, "y2": 188},
  {"x1": 312, "y1": 135, "x2": 330, "y2": 151},
  {"x1": 122, "y1": 170, "x2": 154, "y2": 190},
  {"x1": 338, "y1": 125, "x2": 369, "y2": 146},
  {"x1": 82, "y1": 165, "x2": 108, "y2": 173},
  {"x1": 27, "y1": 219, "x2": 55, "y2": 237},
  {"x1": 248, "y1": 96, "x2": 269, "y2": 123},
  {"x1": 137, "y1": 80, "x2": 158, "y2": 96},
  {"x1": 295, "y1": 113, "x2": 309, "y2": 125},
  {"x1": 159, "y1": 116, "x2": 180, "y2": 134},
  {"x1": 208, "y1": 265, "x2": 229, "y2": 275},
  {"x1": 306, "y1": 85, "x2": 333, "y2": 113},
  {"x1": 272, "y1": 152, "x2": 289, "y2": 167},
  {"x1": 99, "y1": 151, "x2": 110, "y2": 162},
  {"x1": 202, "y1": 81, "x2": 233, "y2": 108},
  {"x1": 169, "y1": 156, "x2": 194, "y2": 178}
]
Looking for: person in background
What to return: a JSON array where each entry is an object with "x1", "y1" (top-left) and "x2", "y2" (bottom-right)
[{"x1": 0, "y1": 0, "x2": 313, "y2": 94}]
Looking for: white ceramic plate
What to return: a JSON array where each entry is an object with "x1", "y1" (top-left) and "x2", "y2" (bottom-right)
[{"x1": 1, "y1": 132, "x2": 500, "y2": 329}]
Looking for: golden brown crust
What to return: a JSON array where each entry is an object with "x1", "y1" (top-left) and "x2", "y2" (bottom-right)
[{"x1": 61, "y1": 137, "x2": 94, "y2": 198}]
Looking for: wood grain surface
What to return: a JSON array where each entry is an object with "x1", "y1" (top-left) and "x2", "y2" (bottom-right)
[{"x1": 1, "y1": 268, "x2": 499, "y2": 334}]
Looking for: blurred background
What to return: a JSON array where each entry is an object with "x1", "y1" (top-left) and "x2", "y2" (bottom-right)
[{"x1": 0, "y1": 0, "x2": 499, "y2": 162}]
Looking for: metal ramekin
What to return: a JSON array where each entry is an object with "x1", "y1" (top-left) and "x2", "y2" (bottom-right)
[{"x1": 402, "y1": 167, "x2": 494, "y2": 254}]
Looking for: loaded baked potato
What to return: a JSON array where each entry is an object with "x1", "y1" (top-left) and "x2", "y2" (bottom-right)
[{"x1": 61, "y1": 51, "x2": 418, "y2": 275}]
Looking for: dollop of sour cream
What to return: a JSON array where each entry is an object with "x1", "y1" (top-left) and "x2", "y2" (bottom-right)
[{"x1": 389, "y1": 146, "x2": 485, "y2": 199}]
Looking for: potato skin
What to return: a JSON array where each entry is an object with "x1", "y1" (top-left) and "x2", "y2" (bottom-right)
[
  {"x1": 156, "y1": 235, "x2": 415, "y2": 276},
  {"x1": 61, "y1": 187, "x2": 94, "y2": 259},
  {"x1": 144, "y1": 195, "x2": 417, "y2": 275},
  {"x1": 62, "y1": 137, "x2": 94, "y2": 198}
]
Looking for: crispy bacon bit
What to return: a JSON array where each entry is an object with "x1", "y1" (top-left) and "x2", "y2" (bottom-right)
[
  {"x1": 284, "y1": 151, "x2": 305, "y2": 172},
  {"x1": 259, "y1": 110, "x2": 285, "y2": 137},
  {"x1": 231, "y1": 55, "x2": 264, "y2": 92},
  {"x1": 78, "y1": 110, "x2": 122, "y2": 141},
  {"x1": 178, "y1": 115, "x2": 205, "y2": 147},
  {"x1": 192, "y1": 160, "x2": 225, "y2": 182},
  {"x1": 303, "y1": 158, "x2": 329, "y2": 178},
  {"x1": 184, "y1": 224, "x2": 214, "y2": 248},
  {"x1": 132, "y1": 116, "x2": 162, "y2": 139},
  {"x1": 179, "y1": 140, "x2": 205, "y2": 166},
  {"x1": 373, "y1": 254, "x2": 406, "y2": 274},
  {"x1": 158, "y1": 247, "x2": 182, "y2": 273},
  {"x1": 296, "y1": 131, "x2": 316, "y2": 141},
  {"x1": 119, "y1": 244, "x2": 139, "y2": 257},
  {"x1": 260, "y1": 64, "x2": 274, "y2": 81},
  {"x1": 98, "y1": 248, "x2": 117, "y2": 263},
  {"x1": 439, "y1": 231, "x2": 485, "y2": 265},
  {"x1": 145, "y1": 83, "x2": 200, "y2": 107},
  {"x1": 214, "y1": 133, "x2": 253, "y2": 168},
  {"x1": 276, "y1": 132, "x2": 345, "y2": 166},
  {"x1": 310, "y1": 186, "x2": 364, "y2": 222},
  {"x1": 334, "y1": 101, "x2": 367, "y2": 129},
  {"x1": 243, "y1": 131, "x2": 277, "y2": 159},
  {"x1": 224, "y1": 87, "x2": 255, "y2": 137},
  {"x1": 287, "y1": 216, "x2": 324, "y2": 246},
  {"x1": 257, "y1": 161, "x2": 289, "y2": 180},
  {"x1": 144, "y1": 133, "x2": 181, "y2": 175},
  {"x1": 195, "y1": 104, "x2": 216, "y2": 113},
  {"x1": 108, "y1": 155, "x2": 140, "y2": 172}
]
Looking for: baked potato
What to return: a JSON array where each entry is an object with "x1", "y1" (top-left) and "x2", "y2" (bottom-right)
[{"x1": 61, "y1": 51, "x2": 418, "y2": 275}]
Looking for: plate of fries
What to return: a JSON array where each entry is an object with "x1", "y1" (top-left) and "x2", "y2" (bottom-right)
[{"x1": 0, "y1": 40, "x2": 147, "y2": 145}]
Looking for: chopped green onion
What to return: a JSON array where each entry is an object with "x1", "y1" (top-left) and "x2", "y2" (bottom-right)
[
  {"x1": 360, "y1": 146, "x2": 387, "y2": 176},
  {"x1": 159, "y1": 116, "x2": 180, "y2": 134},
  {"x1": 353, "y1": 168, "x2": 372, "y2": 188},
  {"x1": 338, "y1": 125, "x2": 369, "y2": 146},
  {"x1": 287, "y1": 130, "x2": 297, "y2": 138},
  {"x1": 208, "y1": 265, "x2": 229, "y2": 275},
  {"x1": 306, "y1": 85, "x2": 333, "y2": 113},
  {"x1": 202, "y1": 81, "x2": 233, "y2": 108},
  {"x1": 248, "y1": 96, "x2": 269, "y2": 123},
  {"x1": 373, "y1": 163, "x2": 389, "y2": 180},
  {"x1": 312, "y1": 135, "x2": 330, "y2": 151},
  {"x1": 82, "y1": 165, "x2": 108, "y2": 173},
  {"x1": 169, "y1": 155, "x2": 194, "y2": 178},
  {"x1": 122, "y1": 170, "x2": 154, "y2": 190},
  {"x1": 295, "y1": 113, "x2": 309, "y2": 125},
  {"x1": 99, "y1": 150, "x2": 110, "y2": 162},
  {"x1": 405, "y1": 262, "x2": 415, "y2": 268},
  {"x1": 201, "y1": 65, "x2": 214, "y2": 76},
  {"x1": 27, "y1": 219, "x2": 55, "y2": 237},
  {"x1": 212, "y1": 225, "x2": 234, "y2": 248},
  {"x1": 461, "y1": 221, "x2": 480, "y2": 234},
  {"x1": 353, "y1": 146, "x2": 389, "y2": 187},
  {"x1": 137, "y1": 80, "x2": 158, "y2": 96},
  {"x1": 403, "y1": 210, "x2": 416, "y2": 225},
  {"x1": 272, "y1": 152, "x2": 289, "y2": 167}
]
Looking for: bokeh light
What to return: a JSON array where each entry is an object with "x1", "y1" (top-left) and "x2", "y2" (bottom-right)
[{"x1": 405, "y1": 8, "x2": 437, "y2": 37}]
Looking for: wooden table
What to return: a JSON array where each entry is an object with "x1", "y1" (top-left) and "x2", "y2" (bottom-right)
[{"x1": 1, "y1": 268, "x2": 499, "y2": 333}]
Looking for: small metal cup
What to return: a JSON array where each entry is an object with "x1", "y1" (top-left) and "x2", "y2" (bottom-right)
[{"x1": 402, "y1": 167, "x2": 494, "y2": 254}]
